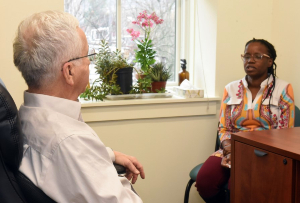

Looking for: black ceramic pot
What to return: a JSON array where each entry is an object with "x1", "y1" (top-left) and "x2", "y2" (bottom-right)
[{"x1": 116, "y1": 67, "x2": 133, "y2": 94}]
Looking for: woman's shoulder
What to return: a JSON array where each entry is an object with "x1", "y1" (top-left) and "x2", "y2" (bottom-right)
[
  {"x1": 273, "y1": 77, "x2": 293, "y2": 96},
  {"x1": 224, "y1": 79, "x2": 243, "y2": 94},
  {"x1": 225, "y1": 79, "x2": 243, "y2": 88},
  {"x1": 221, "y1": 79, "x2": 244, "y2": 102},
  {"x1": 274, "y1": 78, "x2": 292, "y2": 91},
  {"x1": 275, "y1": 77, "x2": 290, "y2": 87}
]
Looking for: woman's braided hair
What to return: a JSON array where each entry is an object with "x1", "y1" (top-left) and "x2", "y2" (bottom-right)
[{"x1": 245, "y1": 38, "x2": 277, "y2": 122}]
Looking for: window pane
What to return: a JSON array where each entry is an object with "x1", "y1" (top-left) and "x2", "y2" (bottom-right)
[
  {"x1": 121, "y1": 0, "x2": 176, "y2": 81},
  {"x1": 65, "y1": 0, "x2": 117, "y2": 83}
]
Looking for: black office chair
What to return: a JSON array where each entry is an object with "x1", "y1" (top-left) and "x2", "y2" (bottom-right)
[
  {"x1": 0, "y1": 84, "x2": 126, "y2": 203},
  {"x1": 0, "y1": 84, "x2": 56, "y2": 203},
  {"x1": 184, "y1": 105, "x2": 300, "y2": 203}
]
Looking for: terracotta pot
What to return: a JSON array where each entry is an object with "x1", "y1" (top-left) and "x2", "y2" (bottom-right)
[{"x1": 151, "y1": 81, "x2": 167, "y2": 93}]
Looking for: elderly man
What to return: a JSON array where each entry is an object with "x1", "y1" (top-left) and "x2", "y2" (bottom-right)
[{"x1": 13, "y1": 11, "x2": 144, "y2": 203}]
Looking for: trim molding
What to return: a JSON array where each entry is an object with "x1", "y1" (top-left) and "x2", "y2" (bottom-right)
[{"x1": 81, "y1": 97, "x2": 220, "y2": 122}]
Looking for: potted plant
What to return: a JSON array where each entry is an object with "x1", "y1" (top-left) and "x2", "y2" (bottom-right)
[
  {"x1": 149, "y1": 62, "x2": 171, "y2": 93},
  {"x1": 129, "y1": 76, "x2": 152, "y2": 94},
  {"x1": 126, "y1": 10, "x2": 164, "y2": 76},
  {"x1": 81, "y1": 40, "x2": 133, "y2": 101}
]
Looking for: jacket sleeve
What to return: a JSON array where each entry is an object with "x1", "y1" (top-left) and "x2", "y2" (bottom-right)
[
  {"x1": 277, "y1": 84, "x2": 295, "y2": 128},
  {"x1": 218, "y1": 88, "x2": 235, "y2": 145}
]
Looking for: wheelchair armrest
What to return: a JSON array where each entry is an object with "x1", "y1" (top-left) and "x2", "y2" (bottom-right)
[{"x1": 114, "y1": 163, "x2": 126, "y2": 174}]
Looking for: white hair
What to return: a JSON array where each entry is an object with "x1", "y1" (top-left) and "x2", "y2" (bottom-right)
[{"x1": 13, "y1": 10, "x2": 82, "y2": 88}]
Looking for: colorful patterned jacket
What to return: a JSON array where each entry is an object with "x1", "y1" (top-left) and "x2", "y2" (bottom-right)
[{"x1": 213, "y1": 75, "x2": 295, "y2": 157}]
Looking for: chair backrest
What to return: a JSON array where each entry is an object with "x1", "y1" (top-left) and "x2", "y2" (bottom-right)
[
  {"x1": 0, "y1": 84, "x2": 26, "y2": 202},
  {"x1": 0, "y1": 84, "x2": 55, "y2": 203}
]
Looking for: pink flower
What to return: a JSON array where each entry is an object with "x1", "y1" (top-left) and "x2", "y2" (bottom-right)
[
  {"x1": 129, "y1": 30, "x2": 140, "y2": 41},
  {"x1": 142, "y1": 20, "x2": 148, "y2": 27},
  {"x1": 158, "y1": 19, "x2": 164, "y2": 24},
  {"x1": 149, "y1": 21, "x2": 153, "y2": 27},
  {"x1": 132, "y1": 31, "x2": 140, "y2": 40},
  {"x1": 127, "y1": 10, "x2": 164, "y2": 41},
  {"x1": 138, "y1": 13, "x2": 146, "y2": 19},
  {"x1": 152, "y1": 16, "x2": 159, "y2": 22},
  {"x1": 126, "y1": 28, "x2": 133, "y2": 34}
]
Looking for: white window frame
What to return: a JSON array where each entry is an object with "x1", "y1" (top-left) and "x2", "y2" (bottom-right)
[{"x1": 180, "y1": 0, "x2": 217, "y2": 97}]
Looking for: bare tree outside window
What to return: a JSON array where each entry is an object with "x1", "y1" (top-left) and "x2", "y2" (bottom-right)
[
  {"x1": 65, "y1": 0, "x2": 176, "y2": 83},
  {"x1": 65, "y1": 0, "x2": 117, "y2": 83}
]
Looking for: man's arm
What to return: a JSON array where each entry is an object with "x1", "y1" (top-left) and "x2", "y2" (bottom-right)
[{"x1": 42, "y1": 133, "x2": 143, "y2": 203}]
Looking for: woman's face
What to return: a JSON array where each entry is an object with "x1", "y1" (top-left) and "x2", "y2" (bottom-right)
[{"x1": 243, "y1": 42, "x2": 273, "y2": 79}]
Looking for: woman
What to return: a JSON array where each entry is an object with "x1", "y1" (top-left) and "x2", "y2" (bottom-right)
[{"x1": 195, "y1": 38, "x2": 295, "y2": 203}]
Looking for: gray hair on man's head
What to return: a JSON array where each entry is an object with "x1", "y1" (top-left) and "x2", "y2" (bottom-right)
[{"x1": 13, "y1": 10, "x2": 82, "y2": 88}]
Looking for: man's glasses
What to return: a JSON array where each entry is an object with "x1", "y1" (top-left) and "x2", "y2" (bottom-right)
[
  {"x1": 67, "y1": 49, "x2": 97, "y2": 62},
  {"x1": 241, "y1": 53, "x2": 270, "y2": 62}
]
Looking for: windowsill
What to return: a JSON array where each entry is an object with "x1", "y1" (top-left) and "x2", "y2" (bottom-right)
[
  {"x1": 80, "y1": 95, "x2": 221, "y2": 122},
  {"x1": 80, "y1": 95, "x2": 220, "y2": 107}
]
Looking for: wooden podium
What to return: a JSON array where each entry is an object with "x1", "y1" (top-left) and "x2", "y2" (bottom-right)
[{"x1": 231, "y1": 127, "x2": 300, "y2": 203}]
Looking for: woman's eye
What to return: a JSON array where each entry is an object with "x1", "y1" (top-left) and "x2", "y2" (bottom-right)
[{"x1": 254, "y1": 54, "x2": 262, "y2": 60}]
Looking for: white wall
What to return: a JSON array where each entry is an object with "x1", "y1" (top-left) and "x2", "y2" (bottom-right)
[
  {"x1": 214, "y1": 0, "x2": 299, "y2": 106},
  {"x1": 88, "y1": 115, "x2": 218, "y2": 203},
  {"x1": 272, "y1": 0, "x2": 300, "y2": 107},
  {"x1": 215, "y1": 0, "x2": 274, "y2": 97}
]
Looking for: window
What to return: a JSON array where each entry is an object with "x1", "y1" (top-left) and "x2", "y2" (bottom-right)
[{"x1": 65, "y1": 0, "x2": 177, "y2": 84}]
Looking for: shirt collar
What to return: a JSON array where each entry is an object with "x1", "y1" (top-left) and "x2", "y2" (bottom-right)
[
  {"x1": 242, "y1": 74, "x2": 274, "y2": 89},
  {"x1": 23, "y1": 91, "x2": 82, "y2": 120}
]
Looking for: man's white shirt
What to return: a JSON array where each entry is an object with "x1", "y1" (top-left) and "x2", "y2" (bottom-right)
[{"x1": 19, "y1": 92, "x2": 142, "y2": 203}]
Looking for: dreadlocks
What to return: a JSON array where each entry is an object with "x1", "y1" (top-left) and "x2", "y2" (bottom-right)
[{"x1": 245, "y1": 38, "x2": 277, "y2": 125}]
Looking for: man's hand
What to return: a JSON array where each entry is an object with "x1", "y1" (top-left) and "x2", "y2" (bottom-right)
[{"x1": 114, "y1": 151, "x2": 145, "y2": 184}]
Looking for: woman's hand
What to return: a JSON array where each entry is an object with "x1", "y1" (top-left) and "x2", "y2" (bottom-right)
[
  {"x1": 221, "y1": 139, "x2": 231, "y2": 168},
  {"x1": 221, "y1": 153, "x2": 231, "y2": 168},
  {"x1": 221, "y1": 139, "x2": 231, "y2": 156}
]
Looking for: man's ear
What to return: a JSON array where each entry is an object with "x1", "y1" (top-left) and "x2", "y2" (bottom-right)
[{"x1": 61, "y1": 62, "x2": 75, "y2": 86}]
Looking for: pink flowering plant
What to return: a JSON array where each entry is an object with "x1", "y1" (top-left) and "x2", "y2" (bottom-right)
[{"x1": 126, "y1": 10, "x2": 164, "y2": 74}]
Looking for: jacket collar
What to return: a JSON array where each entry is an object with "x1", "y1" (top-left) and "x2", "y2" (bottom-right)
[{"x1": 242, "y1": 74, "x2": 274, "y2": 89}]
